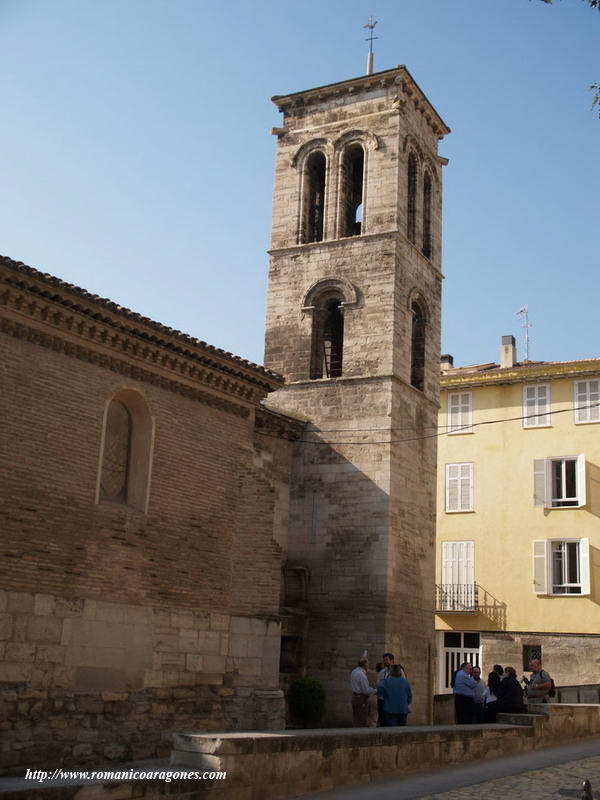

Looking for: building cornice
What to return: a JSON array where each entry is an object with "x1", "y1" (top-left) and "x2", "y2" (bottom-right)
[
  {"x1": 255, "y1": 405, "x2": 307, "y2": 442},
  {"x1": 0, "y1": 255, "x2": 282, "y2": 393},
  {"x1": 272, "y1": 66, "x2": 450, "y2": 140},
  {"x1": 1, "y1": 316, "x2": 250, "y2": 418},
  {"x1": 441, "y1": 360, "x2": 600, "y2": 390},
  {"x1": 269, "y1": 231, "x2": 443, "y2": 282},
  {"x1": 0, "y1": 257, "x2": 283, "y2": 413}
]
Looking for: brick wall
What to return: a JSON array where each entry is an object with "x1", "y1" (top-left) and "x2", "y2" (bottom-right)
[{"x1": 0, "y1": 260, "x2": 286, "y2": 770}]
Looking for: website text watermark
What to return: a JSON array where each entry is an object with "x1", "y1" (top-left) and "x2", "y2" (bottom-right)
[{"x1": 24, "y1": 768, "x2": 226, "y2": 783}]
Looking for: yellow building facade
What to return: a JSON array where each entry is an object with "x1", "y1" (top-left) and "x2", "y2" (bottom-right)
[{"x1": 435, "y1": 337, "x2": 600, "y2": 694}]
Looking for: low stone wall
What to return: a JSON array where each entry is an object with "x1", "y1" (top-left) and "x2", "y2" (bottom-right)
[
  {"x1": 169, "y1": 704, "x2": 600, "y2": 798},
  {"x1": 3, "y1": 705, "x2": 600, "y2": 800},
  {"x1": 433, "y1": 693, "x2": 454, "y2": 724},
  {"x1": 557, "y1": 684, "x2": 600, "y2": 704}
]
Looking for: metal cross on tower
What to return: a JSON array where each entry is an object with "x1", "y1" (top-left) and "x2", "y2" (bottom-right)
[{"x1": 364, "y1": 16, "x2": 378, "y2": 75}]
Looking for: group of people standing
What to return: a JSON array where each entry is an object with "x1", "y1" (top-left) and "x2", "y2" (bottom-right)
[
  {"x1": 350, "y1": 652, "x2": 412, "y2": 727},
  {"x1": 453, "y1": 658, "x2": 553, "y2": 724}
]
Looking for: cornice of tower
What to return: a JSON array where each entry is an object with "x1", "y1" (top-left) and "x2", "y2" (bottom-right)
[{"x1": 272, "y1": 65, "x2": 450, "y2": 140}]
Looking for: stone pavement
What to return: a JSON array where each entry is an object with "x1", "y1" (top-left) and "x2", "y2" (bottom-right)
[{"x1": 309, "y1": 737, "x2": 600, "y2": 800}]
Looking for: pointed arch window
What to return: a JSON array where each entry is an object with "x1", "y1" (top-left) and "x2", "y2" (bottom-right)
[
  {"x1": 301, "y1": 151, "x2": 327, "y2": 244},
  {"x1": 98, "y1": 390, "x2": 154, "y2": 511},
  {"x1": 339, "y1": 143, "x2": 365, "y2": 238},
  {"x1": 407, "y1": 151, "x2": 417, "y2": 244},
  {"x1": 310, "y1": 293, "x2": 344, "y2": 379},
  {"x1": 410, "y1": 300, "x2": 426, "y2": 391},
  {"x1": 422, "y1": 171, "x2": 433, "y2": 259}
]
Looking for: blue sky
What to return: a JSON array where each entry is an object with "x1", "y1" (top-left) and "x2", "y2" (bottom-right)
[{"x1": 1, "y1": 0, "x2": 598, "y2": 367}]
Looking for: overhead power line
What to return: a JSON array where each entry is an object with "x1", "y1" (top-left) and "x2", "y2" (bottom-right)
[{"x1": 257, "y1": 401, "x2": 600, "y2": 446}]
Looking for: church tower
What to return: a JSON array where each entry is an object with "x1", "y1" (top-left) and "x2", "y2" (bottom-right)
[{"x1": 264, "y1": 66, "x2": 450, "y2": 724}]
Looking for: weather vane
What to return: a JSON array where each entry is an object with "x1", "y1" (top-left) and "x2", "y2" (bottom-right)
[{"x1": 364, "y1": 16, "x2": 378, "y2": 75}]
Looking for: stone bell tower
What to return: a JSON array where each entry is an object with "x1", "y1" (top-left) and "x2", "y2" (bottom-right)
[{"x1": 264, "y1": 66, "x2": 450, "y2": 724}]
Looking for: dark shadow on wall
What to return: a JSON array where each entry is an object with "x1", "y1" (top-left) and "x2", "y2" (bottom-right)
[
  {"x1": 477, "y1": 587, "x2": 507, "y2": 631},
  {"x1": 589, "y1": 544, "x2": 600, "y2": 607},
  {"x1": 587, "y1": 461, "x2": 600, "y2": 519}
]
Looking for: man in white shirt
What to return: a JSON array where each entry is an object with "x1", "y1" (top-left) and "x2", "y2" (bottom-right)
[{"x1": 350, "y1": 657, "x2": 377, "y2": 726}]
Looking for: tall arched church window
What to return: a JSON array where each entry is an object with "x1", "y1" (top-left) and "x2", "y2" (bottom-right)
[
  {"x1": 100, "y1": 401, "x2": 131, "y2": 503},
  {"x1": 407, "y1": 152, "x2": 417, "y2": 244},
  {"x1": 310, "y1": 293, "x2": 344, "y2": 379},
  {"x1": 301, "y1": 151, "x2": 327, "y2": 244},
  {"x1": 98, "y1": 390, "x2": 154, "y2": 511},
  {"x1": 422, "y1": 171, "x2": 433, "y2": 259},
  {"x1": 410, "y1": 301, "x2": 426, "y2": 391},
  {"x1": 339, "y1": 143, "x2": 364, "y2": 237}
]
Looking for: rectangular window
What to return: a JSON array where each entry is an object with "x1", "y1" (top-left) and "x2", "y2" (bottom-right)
[
  {"x1": 523, "y1": 383, "x2": 551, "y2": 428},
  {"x1": 445, "y1": 463, "x2": 474, "y2": 512},
  {"x1": 532, "y1": 538, "x2": 590, "y2": 596},
  {"x1": 574, "y1": 379, "x2": 600, "y2": 424},
  {"x1": 533, "y1": 455, "x2": 586, "y2": 508},
  {"x1": 448, "y1": 392, "x2": 473, "y2": 434},
  {"x1": 552, "y1": 541, "x2": 581, "y2": 594},
  {"x1": 523, "y1": 645, "x2": 542, "y2": 671}
]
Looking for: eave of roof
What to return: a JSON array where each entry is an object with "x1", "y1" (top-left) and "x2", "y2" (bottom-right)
[
  {"x1": 441, "y1": 358, "x2": 600, "y2": 389},
  {"x1": 1, "y1": 254, "x2": 283, "y2": 389},
  {"x1": 272, "y1": 65, "x2": 450, "y2": 137}
]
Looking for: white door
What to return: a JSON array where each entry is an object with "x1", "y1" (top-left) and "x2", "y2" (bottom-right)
[{"x1": 437, "y1": 631, "x2": 482, "y2": 694}]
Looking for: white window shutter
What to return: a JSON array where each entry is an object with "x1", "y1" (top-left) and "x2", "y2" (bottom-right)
[
  {"x1": 575, "y1": 381, "x2": 587, "y2": 423},
  {"x1": 446, "y1": 465, "x2": 458, "y2": 511},
  {"x1": 533, "y1": 459, "x2": 547, "y2": 507},
  {"x1": 523, "y1": 386, "x2": 535, "y2": 427},
  {"x1": 575, "y1": 380, "x2": 600, "y2": 424},
  {"x1": 580, "y1": 537, "x2": 591, "y2": 595},
  {"x1": 533, "y1": 540, "x2": 548, "y2": 594},
  {"x1": 467, "y1": 463, "x2": 474, "y2": 510},
  {"x1": 441, "y1": 541, "x2": 453, "y2": 583},
  {"x1": 461, "y1": 393, "x2": 473, "y2": 432},
  {"x1": 576, "y1": 454, "x2": 587, "y2": 507},
  {"x1": 538, "y1": 384, "x2": 550, "y2": 426},
  {"x1": 591, "y1": 381, "x2": 600, "y2": 421},
  {"x1": 448, "y1": 395, "x2": 460, "y2": 432},
  {"x1": 448, "y1": 392, "x2": 473, "y2": 433}
]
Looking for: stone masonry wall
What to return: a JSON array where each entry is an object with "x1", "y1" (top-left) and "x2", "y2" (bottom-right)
[
  {"x1": 0, "y1": 591, "x2": 282, "y2": 771},
  {"x1": 265, "y1": 379, "x2": 393, "y2": 724},
  {"x1": 481, "y1": 631, "x2": 600, "y2": 687},
  {"x1": 263, "y1": 69, "x2": 446, "y2": 725}
]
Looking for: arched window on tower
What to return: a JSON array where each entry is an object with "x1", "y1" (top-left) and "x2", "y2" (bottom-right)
[
  {"x1": 339, "y1": 143, "x2": 365, "y2": 237},
  {"x1": 410, "y1": 300, "x2": 426, "y2": 391},
  {"x1": 301, "y1": 151, "x2": 327, "y2": 244},
  {"x1": 98, "y1": 390, "x2": 154, "y2": 511},
  {"x1": 310, "y1": 293, "x2": 344, "y2": 379},
  {"x1": 407, "y1": 151, "x2": 417, "y2": 244},
  {"x1": 422, "y1": 171, "x2": 433, "y2": 259}
]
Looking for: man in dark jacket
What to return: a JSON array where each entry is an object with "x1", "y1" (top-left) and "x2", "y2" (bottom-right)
[{"x1": 496, "y1": 666, "x2": 525, "y2": 716}]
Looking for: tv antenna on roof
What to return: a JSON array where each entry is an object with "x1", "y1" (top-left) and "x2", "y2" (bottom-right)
[
  {"x1": 364, "y1": 16, "x2": 378, "y2": 75},
  {"x1": 517, "y1": 304, "x2": 532, "y2": 362}
]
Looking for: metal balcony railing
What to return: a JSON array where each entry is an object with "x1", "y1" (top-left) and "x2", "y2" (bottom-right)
[{"x1": 436, "y1": 583, "x2": 480, "y2": 613}]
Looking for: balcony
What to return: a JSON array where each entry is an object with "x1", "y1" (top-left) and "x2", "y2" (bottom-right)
[{"x1": 436, "y1": 583, "x2": 480, "y2": 613}]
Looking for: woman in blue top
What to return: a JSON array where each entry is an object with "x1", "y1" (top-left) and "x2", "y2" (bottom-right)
[{"x1": 378, "y1": 664, "x2": 412, "y2": 726}]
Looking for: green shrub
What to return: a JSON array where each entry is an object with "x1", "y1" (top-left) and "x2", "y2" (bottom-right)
[{"x1": 287, "y1": 676, "x2": 326, "y2": 727}]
